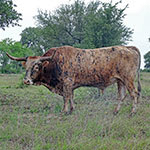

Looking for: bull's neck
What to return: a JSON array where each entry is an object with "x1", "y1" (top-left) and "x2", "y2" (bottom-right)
[
  {"x1": 40, "y1": 82, "x2": 63, "y2": 96},
  {"x1": 39, "y1": 64, "x2": 63, "y2": 96}
]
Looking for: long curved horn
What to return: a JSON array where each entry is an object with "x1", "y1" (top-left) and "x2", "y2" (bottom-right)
[
  {"x1": 40, "y1": 56, "x2": 52, "y2": 62},
  {"x1": 6, "y1": 52, "x2": 27, "y2": 61}
]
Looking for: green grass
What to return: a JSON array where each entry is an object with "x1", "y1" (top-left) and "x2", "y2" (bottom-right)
[{"x1": 0, "y1": 72, "x2": 150, "y2": 150}]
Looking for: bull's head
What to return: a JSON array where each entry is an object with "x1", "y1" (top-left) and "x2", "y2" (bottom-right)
[{"x1": 6, "y1": 53, "x2": 51, "y2": 85}]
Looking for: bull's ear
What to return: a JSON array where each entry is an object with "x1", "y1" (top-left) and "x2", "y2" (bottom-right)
[
  {"x1": 22, "y1": 61, "x2": 26, "y2": 68},
  {"x1": 42, "y1": 61, "x2": 49, "y2": 67}
]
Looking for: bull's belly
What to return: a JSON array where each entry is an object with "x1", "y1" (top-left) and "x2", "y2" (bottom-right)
[{"x1": 73, "y1": 76, "x2": 117, "y2": 89}]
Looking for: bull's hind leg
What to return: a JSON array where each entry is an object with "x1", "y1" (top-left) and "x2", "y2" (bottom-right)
[
  {"x1": 114, "y1": 81, "x2": 126, "y2": 115},
  {"x1": 125, "y1": 80, "x2": 139, "y2": 115}
]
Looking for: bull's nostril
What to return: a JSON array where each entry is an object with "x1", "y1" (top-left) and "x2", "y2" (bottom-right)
[
  {"x1": 23, "y1": 79, "x2": 30, "y2": 85},
  {"x1": 23, "y1": 78, "x2": 33, "y2": 85}
]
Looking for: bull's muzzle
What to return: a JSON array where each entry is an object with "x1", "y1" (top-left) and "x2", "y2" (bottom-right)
[{"x1": 23, "y1": 78, "x2": 33, "y2": 85}]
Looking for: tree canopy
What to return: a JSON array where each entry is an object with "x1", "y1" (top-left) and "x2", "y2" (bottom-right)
[
  {"x1": 20, "y1": 0, "x2": 133, "y2": 55},
  {"x1": 0, "y1": 0, "x2": 134, "y2": 73},
  {"x1": 0, "y1": 39, "x2": 33, "y2": 73},
  {"x1": 0, "y1": 0, "x2": 22, "y2": 30},
  {"x1": 144, "y1": 38, "x2": 150, "y2": 69},
  {"x1": 20, "y1": 27, "x2": 44, "y2": 55},
  {"x1": 144, "y1": 51, "x2": 150, "y2": 69}
]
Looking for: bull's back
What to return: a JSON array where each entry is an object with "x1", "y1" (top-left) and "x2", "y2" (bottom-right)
[
  {"x1": 46, "y1": 46, "x2": 139, "y2": 72},
  {"x1": 58, "y1": 46, "x2": 138, "y2": 70}
]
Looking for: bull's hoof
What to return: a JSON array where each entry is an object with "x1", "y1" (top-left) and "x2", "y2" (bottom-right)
[
  {"x1": 94, "y1": 95, "x2": 100, "y2": 99},
  {"x1": 129, "y1": 111, "x2": 136, "y2": 117},
  {"x1": 61, "y1": 110, "x2": 71, "y2": 115},
  {"x1": 69, "y1": 109, "x2": 74, "y2": 115},
  {"x1": 129, "y1": 108, "x2": 137, "y2": 117},
  {"x1": 65, "y1": 112, "x2": 71, "y2": 115},
  {"x1": 113, "y1": 111, "x2": 118, "y2": 115}
]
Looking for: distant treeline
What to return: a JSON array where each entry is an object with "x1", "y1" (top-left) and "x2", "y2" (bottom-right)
[{"x1": 0, "y1": 0, "x2": 134, "y2": 73}]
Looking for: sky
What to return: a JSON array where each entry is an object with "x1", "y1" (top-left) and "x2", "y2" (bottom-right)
[{"x1": 0, "y1": 0, "x2": 150, "y2": 69}]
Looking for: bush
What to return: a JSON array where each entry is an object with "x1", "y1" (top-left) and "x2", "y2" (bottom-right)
[
  {"x1": 141, "y1": 69, "x2": 150, "y2": 72},
  {"x1": 16, "y1": 73, "x2": 28, "y2": 88}
]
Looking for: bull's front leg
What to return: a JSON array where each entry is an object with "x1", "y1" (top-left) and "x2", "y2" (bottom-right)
[{"x1": 62, "y1": 84, "x2": 74, "y2": 114}]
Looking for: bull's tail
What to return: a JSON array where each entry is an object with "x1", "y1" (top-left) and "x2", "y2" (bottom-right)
[
  {"x1": 126, "y1": 46, "x2": 141, "y2": 97},
  {"x1": 137, "y1": 53, "x2": 141, "y2": 97}
]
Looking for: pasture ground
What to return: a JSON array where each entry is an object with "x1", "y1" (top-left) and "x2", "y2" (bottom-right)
[{"x1": 0, "y1": 72, "x2": 150, "y2": 150}]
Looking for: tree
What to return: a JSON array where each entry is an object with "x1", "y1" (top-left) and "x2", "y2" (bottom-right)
[
  {"x1": 144, "y1": 37, "x2": 150, "y2": 69},
  {"x1": 0, "y1": 39, "x2": 33, "y2": 73},
  {"x1": 144, "y1": 51, "x2": 150, "y2": 69},
  {"x1": 0, "y1": 0, "x2": 22, "y2": 30},
  {"x1": 20, "y1": 0, "x2": 133, "y2": 54},
  {"x1": 20, "y1": 27, "x2": 44, "y2": 55}
]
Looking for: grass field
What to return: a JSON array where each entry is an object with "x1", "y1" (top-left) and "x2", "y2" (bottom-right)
[{"x1": 0, "y1": 72, "x2": 150, "y2": 150}]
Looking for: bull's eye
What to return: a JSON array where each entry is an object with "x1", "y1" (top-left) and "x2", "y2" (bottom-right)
[
  {"x1": 33, "y1": 64, "x2": 40, "y2": 72},
  {"x1": 34, "y1": 66, "x2": 39, "y2": 71}
]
